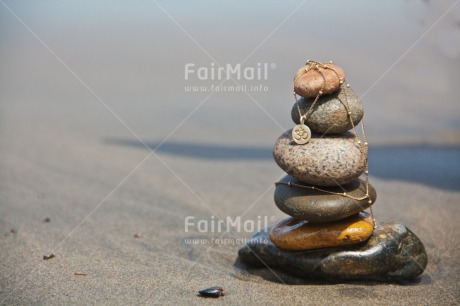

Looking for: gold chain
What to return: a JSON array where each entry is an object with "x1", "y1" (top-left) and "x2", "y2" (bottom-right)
[
  {"x1": 284, "y1": 60, "x2": 375, "y2": 226},
  {"x1": 274, "y1": 181, "x2": 369, "y2": 201}
]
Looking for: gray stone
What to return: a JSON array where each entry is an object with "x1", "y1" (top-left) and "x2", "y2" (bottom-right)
[
  {"x1": 238, "y1": 222, "x2": 428, "y2": 282},
  {"x1": 273, "y1": 131, "x2": 367, "y2": 186},
  {"x1": 274, "y1": 176, "x2": 376, "y2": 223},
  {"x1": 292, "y1": 86, "x2": 363, "y2": 134}
]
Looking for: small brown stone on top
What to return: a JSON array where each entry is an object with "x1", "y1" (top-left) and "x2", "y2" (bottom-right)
[{"x1": 294, "y1": 63, "x2": 345, "y2": 98}]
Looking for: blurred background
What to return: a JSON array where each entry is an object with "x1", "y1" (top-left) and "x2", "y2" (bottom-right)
[
  {"x1": 1, "y1": 0, "x2": 459, "y2": 304},
  {"x1": 1, "y1": 0, "x2": 459, "y2": 185}
]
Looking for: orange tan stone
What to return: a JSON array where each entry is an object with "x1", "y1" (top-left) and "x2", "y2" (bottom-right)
[
  {"x1": 294, "y1": 63, "x2": 345, "y2": 98},
  {"x1": 269, "y1": 212, "x2": 374, "y2": 251}
]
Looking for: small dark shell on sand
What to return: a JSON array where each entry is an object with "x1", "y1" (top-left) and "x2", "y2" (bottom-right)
[
  {"x1": 43, "y1": 254, "x2": 55, "y2": 260},
  {"x1": 198, "y1": 286, "x2": 224, "y2": 298}
]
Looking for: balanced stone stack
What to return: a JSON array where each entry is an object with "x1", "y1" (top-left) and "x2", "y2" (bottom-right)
[{"x1": 238, "y1": 61, "x2": 428, "y2": 282}]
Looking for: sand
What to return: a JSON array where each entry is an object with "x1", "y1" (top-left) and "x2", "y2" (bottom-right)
[{"x1": 1, "y1": 1, "x2": 459, "y2": 304}]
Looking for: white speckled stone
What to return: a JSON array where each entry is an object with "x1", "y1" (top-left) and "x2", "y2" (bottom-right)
[{"x1": 273, "y1": 130, "x2": 367, "y2": 186}]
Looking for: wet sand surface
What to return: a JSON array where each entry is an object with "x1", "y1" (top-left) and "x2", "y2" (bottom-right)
[{"x1": 1, "y1": 1, "x2": 459, "y2": 304}]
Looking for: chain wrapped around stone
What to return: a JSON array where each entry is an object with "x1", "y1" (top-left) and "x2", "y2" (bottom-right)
[
  {"x1": 237, "y1": 59, "x2": 428, "y2": 282},
  {"x1": 289, "y1": 60, "x2": 374, "y2": 227}
]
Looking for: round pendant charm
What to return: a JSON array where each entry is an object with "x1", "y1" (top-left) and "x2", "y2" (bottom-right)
[{"x1": 292, "y1": 124, "x2": 311, "y2": 144}]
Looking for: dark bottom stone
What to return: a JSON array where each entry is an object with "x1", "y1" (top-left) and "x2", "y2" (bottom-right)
[{"x1": 237, "y1": 222, "x2": 427, "y2": 282}]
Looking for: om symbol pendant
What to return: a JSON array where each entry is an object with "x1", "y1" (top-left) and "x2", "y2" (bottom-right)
[{"x1": 292, "y1": 124, "x2": 311, "y2": 144}]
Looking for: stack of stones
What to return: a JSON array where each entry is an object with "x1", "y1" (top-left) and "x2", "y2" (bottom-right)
[{"x1": 238, "y1": 61, "x2": 428, "y2": 282}]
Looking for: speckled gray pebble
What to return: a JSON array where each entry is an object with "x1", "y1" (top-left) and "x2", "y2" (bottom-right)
[
  {"x1": 273, "y1": 130, "x2": 367, "y2": 186},
  {"x1": 292, "y1": 85, "x2": 363, "y2": 134},
  {"x1": 274, "y1": 176, "x2": 376, "y2": 222},
  {"x1": 238, "y1": 222, "x2": 428, "y2": 282}
]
